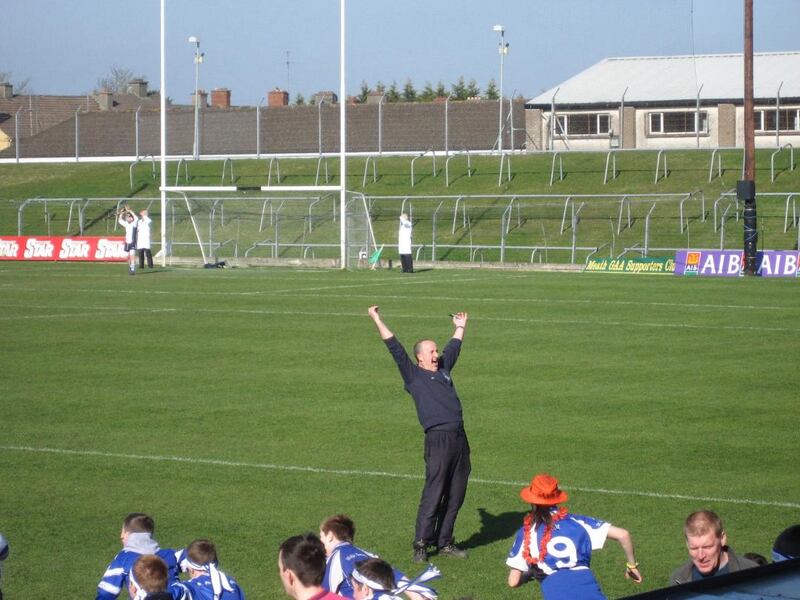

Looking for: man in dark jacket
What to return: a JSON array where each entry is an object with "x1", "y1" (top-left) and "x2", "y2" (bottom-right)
[
  {"x1": 670, "y1": 510, "x2": 758, "y2": 584},
  {"x1": 368, "y1": 305, "x2": 471, "y2": 563}
]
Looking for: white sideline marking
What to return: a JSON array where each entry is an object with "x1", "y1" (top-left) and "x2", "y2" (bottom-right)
[
  {"x1": 5, "y1": 284, "x2": 797, "y2": 313},
  {"x1": 0, "y1": 308, "x2": 176, "y2": 321},
  {"x1": 0, "y1": 302, "x2": 794, "y2": 332},
  {"x1": 2, "y1": 445, "x2": 798, "y2": 510}
]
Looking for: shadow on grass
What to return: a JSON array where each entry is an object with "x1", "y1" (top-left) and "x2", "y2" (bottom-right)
[{"x1": 459, "y1": 507, "x2": 526, "y2": 551}]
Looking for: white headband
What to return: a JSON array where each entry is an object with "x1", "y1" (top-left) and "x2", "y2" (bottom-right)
[
  {"x1": 352, "y1": 564, "x2": 441, "y2": 600},
  {"x1": 185, "y1": 559, "x2": 234, "y2": 600},
  {"x1": 128, "y1": 570, "x2": 147, "y2": 600}
]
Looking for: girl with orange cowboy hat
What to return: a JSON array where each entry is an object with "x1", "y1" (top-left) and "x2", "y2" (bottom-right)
[{"x1": 505, "y1": 473, "x2": 643, "y2": 600}]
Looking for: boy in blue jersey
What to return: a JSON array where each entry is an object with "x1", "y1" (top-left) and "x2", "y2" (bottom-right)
[
  {"x1": 319, "y1": 515, "x2": 437, "y2": 600},
  {"x1": 350, "y1": 558, "x2": 441, "y2": 600},
  {"x1": 506, "y1": 473, "x2": 642, "y2": 600},
  {"x1": 96, "y1": 513, "x2": 181, "y2": 600},
  {"x1": 180, "y1": 538, "x2": 245, "y2": 600},
  {"x1": 128, "y1": 555, "x2": 189, "y2": 600}
]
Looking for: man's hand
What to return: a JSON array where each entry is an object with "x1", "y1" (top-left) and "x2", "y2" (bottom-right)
[
  {"x1": 451, "y1": 311, "x2": 467, "y2": 340},
  {"x1": 368, "y1": 305, "x2": 394, "y2": 340},
  {"x1": 451, "y1": 312, "x2": 468, "y2": 327}
]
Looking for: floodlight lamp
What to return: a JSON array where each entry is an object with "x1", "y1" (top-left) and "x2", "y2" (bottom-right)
[
  {"x1": 500, "y1": 43, "x2": 509, "y2": 55},
  {"x1": 188, "y1": 35, "x2": 199, "y2": 44},
  {"x1": 493, "y1": 24, "x2": 504, "y2": 33}
]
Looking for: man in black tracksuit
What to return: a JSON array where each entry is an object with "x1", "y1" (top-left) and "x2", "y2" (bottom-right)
[{"x1": 368, "y1": 305, "x2": 471, "y2": 563}]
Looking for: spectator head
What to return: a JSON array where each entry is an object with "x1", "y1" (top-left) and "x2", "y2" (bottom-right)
[
  {"x1": 683, "y1": 510, "x2": 727, "y2": 575},
  {"x1": 186, "y1": 538, "x2": 219, "y2": 567},
  {"x1": 128, "y1": 554, "x2": 168, "y2": 598},
  {"x1": 519, "y1": 473, "x2": 569, "y2": 507},
  {"x1": 278, "y1": 533, "x2": 326, "y2": 598},
  {"x1": 121, "y1": 513, "x2": 155, "y2": 545},
  {"x1": 351, "y1": 558, "x2": 396, "y2": 600},
  {"x1": 773, "y1": 524, "x2": 800, "y2": 562},
  {"x1": 319, "y1": 514, "x2": 356, "y2": 555}
]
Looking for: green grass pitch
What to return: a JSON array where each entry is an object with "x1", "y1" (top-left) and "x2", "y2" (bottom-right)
[{"x1": 1, "y1": 263, "x2": 798, "y2": 598}]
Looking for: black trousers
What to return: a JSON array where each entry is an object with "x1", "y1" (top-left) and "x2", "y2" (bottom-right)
[
  {"x1": 414, "y1": 426, "x2": 471, "y2": 547},
  {"x1": 400, "y1": 253, "x2": 413, "y2": 273},
  {"x1": 138, "y1": 248, "x2": 153, "y2": 268}
]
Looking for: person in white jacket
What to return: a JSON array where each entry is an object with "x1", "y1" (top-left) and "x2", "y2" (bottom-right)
[
  {"x1": 137, "y1": 209, "x2": 153, "y2": 269},
  {"x1": 398, "y1": 213, "x2": 413, "y2": 273}
]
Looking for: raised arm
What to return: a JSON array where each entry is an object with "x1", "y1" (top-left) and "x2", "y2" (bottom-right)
[
  {"x1": 368, "y1": 305, "x2": 395, "y2": 340},
  {"x1": 451, "y1": 311, "x2": 468, "y2": 341},
  {"x1": 607, "y1": 525, "x2": 642, "y2": 584}
]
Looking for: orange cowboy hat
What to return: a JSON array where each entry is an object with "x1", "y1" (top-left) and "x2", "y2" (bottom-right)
[{"x1": 520, "y1": 473, "x2": 569, "y2": 505}]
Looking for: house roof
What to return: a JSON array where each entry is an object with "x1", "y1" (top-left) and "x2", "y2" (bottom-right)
[
  {"x1": 527, "y1": 51, "x2": 800, "y2": 107},
  {"x1": 0, "y1": 91, "x2": 162, "y2": 139}
]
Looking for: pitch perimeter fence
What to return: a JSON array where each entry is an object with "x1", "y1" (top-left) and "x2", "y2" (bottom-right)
[{"x1": 12, "y1": 192, "x2": 800, "y2": 266}]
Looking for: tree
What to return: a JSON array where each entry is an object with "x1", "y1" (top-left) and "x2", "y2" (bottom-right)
[
  {"x1": 358, "y1": 81, "x2": 370, "y2": 103},
  {"x1": 375, "y1": 81, "x2": 386, "y2": 95},
  {"x1": 95, "y1": 65, "x2": 144, "y2": 94},
  {"x1": 294, "y1": 93, "x2": 306, "y2": 106},
  {"x1": 466, "y1": 78, "x2": 480, "y2": 99},
  {"x1": 485, "y1": 79, "x2": 499, "y2": 100},
  {"x1": 434, "y1": 81, "x2": 447, "y2": 99},
  {"x1": 451, "y1": 76, "x2": 467, "y2": 101},
  {"x1": 386, "y1": 81, "x2": 400, "y2": 103},
  {"x1": 0, "y1": 70, "x2": 32, "y2": 94},
  {"x1": 419, "y1": 82, "x2": 436, "y2": 102},
  {"x1": 402, "y1": 78, "x2": 417, "y2": 102}
]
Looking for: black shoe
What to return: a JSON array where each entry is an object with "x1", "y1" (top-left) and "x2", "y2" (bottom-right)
[
  {"x1": 412, "y1": 541, "x2": 428, "y2": 563},
  {"x1": 438, "y1": 543, "x2": 467, "y2": 558}
]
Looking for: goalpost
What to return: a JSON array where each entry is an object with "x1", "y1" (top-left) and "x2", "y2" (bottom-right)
[{"x1": 157, "y1": 0, "x2": 350, "y2": 268}]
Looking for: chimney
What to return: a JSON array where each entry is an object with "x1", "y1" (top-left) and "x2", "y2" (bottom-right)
[
  {"x1": 211, "y1": 87, "x2": 231, "y2": 109},
  {"x1": 127, "y1": 78, "x2": 148, "y2": 98},
  {"x1": 191, "y1": 90, "x2": 208, "y2": 108},
  {"x1": 268, "y1": 88, "x2": 289, "y2": 107},
  {"x1": 0, "y1": 82, "x2": 13, "y2": 99},
  {"x1": 97, "y1": 89, "x2": 113, "y2": 111},
  {"x1": 312, "y1": 90, "x2": 337, "y2": 105}
]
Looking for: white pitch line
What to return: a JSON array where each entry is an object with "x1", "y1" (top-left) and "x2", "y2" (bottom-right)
[
  {"x1": 2, "y1": 445, "x2": 798, "y2": 510},
  {"x1": 4, "y1": 284, "x2": 797, "y2": 313},
  {"x1": 0, "y1": 308, "x2": 176, "y2": 321}
]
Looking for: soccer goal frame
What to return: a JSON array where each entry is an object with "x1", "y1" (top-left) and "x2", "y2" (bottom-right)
[{"x1": 157, "y1": 0, "x2": 348, "y2": 267}]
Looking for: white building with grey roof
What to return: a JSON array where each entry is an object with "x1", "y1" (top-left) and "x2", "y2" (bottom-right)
[{"x1": 524, "y1": 52, "x2": 800, "y2": 152}]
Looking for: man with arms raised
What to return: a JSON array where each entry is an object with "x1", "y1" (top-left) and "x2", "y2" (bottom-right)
[
  {"x1": 367, "y1": 306, "x2": 471, "y2": 563},
  {"x1": 671, "y1": 510, "x2": 757, "y2": 584}
]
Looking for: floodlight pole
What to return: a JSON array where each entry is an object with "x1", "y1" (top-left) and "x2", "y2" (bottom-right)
[
  {"x1": 494, "y1": 25, "x2": 509, "y2": 154},
  {"x1": 189, "y1": 36, "x2": 204, "y2": 161},
  {"x1": 739, "y1": 0, "x2": 757, "y2": 275}
]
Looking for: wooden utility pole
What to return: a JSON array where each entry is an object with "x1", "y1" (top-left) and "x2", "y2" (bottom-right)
[{"x1": 739, "y1": 0, "x2": 758, "y2": 275}]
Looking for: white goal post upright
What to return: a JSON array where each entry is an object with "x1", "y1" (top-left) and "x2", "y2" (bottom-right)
[{"x1": 157, "y1": 0, "x2": 348, "y2": 268}]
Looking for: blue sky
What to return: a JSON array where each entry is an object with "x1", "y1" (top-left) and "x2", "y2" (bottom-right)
[{"x1": 2, "y1": 0, "x2": 798, "y2": 105}]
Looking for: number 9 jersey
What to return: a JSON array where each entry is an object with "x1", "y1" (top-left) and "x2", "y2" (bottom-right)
[{"x1": 506, "y1": 513, "x2": 610, "y2": 574}]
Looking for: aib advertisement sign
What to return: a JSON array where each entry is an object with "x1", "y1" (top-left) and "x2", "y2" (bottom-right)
[{"x1": 674, "y1": 250, "x2": 800, "y2": 277}]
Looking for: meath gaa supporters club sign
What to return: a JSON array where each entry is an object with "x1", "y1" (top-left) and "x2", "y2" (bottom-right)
[{"x1": 585, "y1": 257, "x2": 674, "y2": 273}]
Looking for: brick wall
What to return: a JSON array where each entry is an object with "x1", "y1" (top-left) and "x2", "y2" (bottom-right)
[{"x1": 0, "y1": 100, "x2": 526, "y2": 159}]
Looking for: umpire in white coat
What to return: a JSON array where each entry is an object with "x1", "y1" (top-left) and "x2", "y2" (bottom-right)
[{"x1": 398, "y1": 213, "x2": 413, "y2": 273}]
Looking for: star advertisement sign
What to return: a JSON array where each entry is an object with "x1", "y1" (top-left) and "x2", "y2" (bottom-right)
[
  {"x1": 674, "y1": 250, "x2": 800, "y2": 277},
  {"x1": 0, "y1": 236, "x2": 128, "y2": 262}
]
